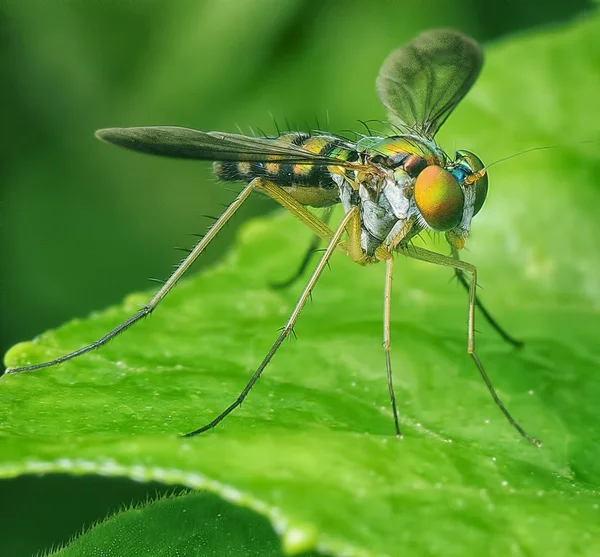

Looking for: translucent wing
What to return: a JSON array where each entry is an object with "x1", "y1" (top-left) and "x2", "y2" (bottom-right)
[
  {"x1": 96, "y1": 126, "x2": 356, "y2": 166},
  {"x1": 376, "y1": 30, "x2": 483, "y2": 138}
]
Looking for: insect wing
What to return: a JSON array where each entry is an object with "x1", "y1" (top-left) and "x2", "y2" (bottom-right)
[
  {"x1": 96, "y1": 126, "x2": 356, "y2": 167},
  {"x1": 376, "y1": 30, "x2": 483, "y2": 138}
]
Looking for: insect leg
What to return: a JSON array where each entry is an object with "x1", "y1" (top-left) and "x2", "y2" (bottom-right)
[
  {"x1": 254, "y1": 179, "x2": 357, "y2": 258},
  {"x1": 383, "y1": 256, "x2": 402, "y2": 437},
  {"x1": 6, "y1": 179, "x2": 261, "y2": 374},
  {"x1": 345, "y1": 206, "x2": 369, "y2": 264},
  {"x1": 400, "y1": 245, "x2": 540, "y2": 446},
  {"x1": 271, "y1": 207, "x2": 333, "y2": 289},
  {"x1": 184, "y1": 206, "x2": 360, "y2": 436},
  {"x1": 255, "y1": 181, "x2": 335, "y2": 240},
  {"x1": 451, "y1": 246, "x2": 523, "y2": 348}
]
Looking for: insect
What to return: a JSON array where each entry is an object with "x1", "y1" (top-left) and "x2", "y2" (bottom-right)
[{"x1": 6, "y1": 29, "x2": 540, "y2": 445}]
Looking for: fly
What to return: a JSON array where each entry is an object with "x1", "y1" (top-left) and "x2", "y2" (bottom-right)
[{"x1": 5, "y1": 30, "x2": 540, "y2": 445}]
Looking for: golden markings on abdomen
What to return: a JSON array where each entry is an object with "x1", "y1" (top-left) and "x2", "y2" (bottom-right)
[{"x1": 213, "y1": 133, "x2": 358, "y2": 195}]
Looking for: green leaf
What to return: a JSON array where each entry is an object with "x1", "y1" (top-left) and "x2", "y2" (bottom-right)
[
  {"x1": 3, "y1": 15, "x2": 600, "y2": 557},
  {"x1": 49, "y1": 491, "x2": 316, "y2": 557}
]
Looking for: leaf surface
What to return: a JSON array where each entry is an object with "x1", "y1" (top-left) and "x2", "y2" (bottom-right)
[{"x1": 3, "y1": 15, "x2": 600, "y2": 557}]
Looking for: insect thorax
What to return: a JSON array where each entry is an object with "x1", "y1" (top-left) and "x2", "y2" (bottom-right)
[{"x1": 341, "y1": 135, "x2": 446, "y2": 257}]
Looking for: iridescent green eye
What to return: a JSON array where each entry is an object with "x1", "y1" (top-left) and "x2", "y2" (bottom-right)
[
  {"x1": 414, "y1": 165, "x2": 464, "y2": 231},
  {"x1": 456, "y1": 150, "x2": 488, "y2": 215}
]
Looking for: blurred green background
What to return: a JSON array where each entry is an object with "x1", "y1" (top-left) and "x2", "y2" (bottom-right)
[{"x1": 0, "y1": 0, "x2": 593, "y2": 555}]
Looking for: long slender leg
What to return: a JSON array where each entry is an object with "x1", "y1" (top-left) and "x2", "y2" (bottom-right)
[
  {"x1": 401, "y1": 245, "x2": 540, "y2": 446},
  {"x1": 7, "y1": 178, "x2": 341, "y2": 375},
  {"x1": 271, "y1": 207, "x2": 333, "y2": 289},
  {"x1": 255, "y1": 181, "x2": 336, "y2": 245},
  {"x1": 451, "y1": 246, "x2": 523, "y2": 348},
  {"x1": 6, "y1": 179, "x2": 263, "y2": 374},
  {"x1": 184, "y1": 207, "x2": 360, "y2": 436},
  {"x1": 383, "y1": 256, "x2": 402, "y2": 437},
  {"x1": 255, "y1": 180, "x2": 358, "y2": 259}
]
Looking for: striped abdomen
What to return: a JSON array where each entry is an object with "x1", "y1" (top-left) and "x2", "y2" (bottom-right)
[{"x1": 213, "y1": 132, "x2": 357, "y2": 207}]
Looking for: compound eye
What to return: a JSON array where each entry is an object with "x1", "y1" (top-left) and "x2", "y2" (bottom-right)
[
  {"x1": 414, "y1": 166, "x2": 464, "y2": 231},
  {"x1": 456, "y1": 150, "x2": 488, "y2": 216}
]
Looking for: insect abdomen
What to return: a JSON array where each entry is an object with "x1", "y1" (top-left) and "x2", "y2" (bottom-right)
[{"x1": 213, "y1": 132, "x2": 354, "y2": 188}]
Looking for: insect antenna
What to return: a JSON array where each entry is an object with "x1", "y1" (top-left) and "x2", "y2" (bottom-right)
[{"x1": 477, "y1": 139, "x2": 599, "y2": 177}]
